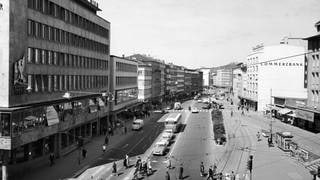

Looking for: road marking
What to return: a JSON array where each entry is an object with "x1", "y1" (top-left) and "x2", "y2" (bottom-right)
[
  {"x1": 91, "y1": 166, "x2": 110, "y2": 178},
  {"x1": 127, "y1": 136, "x2": 146, "y2": 154}
]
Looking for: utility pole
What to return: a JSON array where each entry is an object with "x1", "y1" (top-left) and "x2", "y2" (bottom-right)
[{"x1": 269, "y1": 88, "x2": 273, "y2": 144}]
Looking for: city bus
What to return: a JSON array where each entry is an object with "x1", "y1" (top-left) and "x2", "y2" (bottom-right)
[{"x1": 164, "y1": 113, "x2": 182, "y2": 133}]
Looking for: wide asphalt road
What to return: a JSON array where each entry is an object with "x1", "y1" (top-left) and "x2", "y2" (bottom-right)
[{"x1": 90, "y1": 113, "x2": 165, "y2": 168}]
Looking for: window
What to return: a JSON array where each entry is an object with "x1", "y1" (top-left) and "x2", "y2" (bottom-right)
[
  {"x1": 54, "y1": 75, "x2": 58, "y2": 91},
  {"x1": 27, "y1": 48, "x2": 35, "y2": 63},
  {"x1": 35, "y1": 48, "x2": 40, "y2": 63},
  {"x1": 0, "y1": 113, "x2": 11, "y2": 136}
]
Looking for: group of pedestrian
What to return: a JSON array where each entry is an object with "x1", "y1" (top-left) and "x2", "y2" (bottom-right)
[
  {"x1": 165, "y1": 163, "x2": 184, "y2": 180},
  {"x1": 133, "y1": 156, "x2": 153, "y2": 178}
]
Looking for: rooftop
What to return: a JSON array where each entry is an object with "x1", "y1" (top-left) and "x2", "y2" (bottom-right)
[{"x1": 74, "y1": 0, "x2": 101, "y2": 12}]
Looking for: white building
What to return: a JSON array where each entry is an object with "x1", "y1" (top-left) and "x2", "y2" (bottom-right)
[
  {"x1": 199, "y1": 68, "x2": 211, "y2": 87},
  {"x1": 243, "y1": 44, "x2": 307, "y2": 111},
  {"x1": 232, "y1": 64, "x2": 246, "y2": 105},
  {"x1": 137, "y1": 62, "x2": 152, "y2": 101}
]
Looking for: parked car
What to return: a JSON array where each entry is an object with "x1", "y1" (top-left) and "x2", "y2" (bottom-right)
[
  {"x1": 162, "y1": 131, "x2": 174, "y2": 143},
  {"x1": 202, "y1": 104, "x2": 211, "y2": 109},
  {"x1": 152, "y1": 140, "x2": 168, "y2": 156},
  {"x1": 197, "y1": 99, "x2": 202, "y2": 103},
  {"x1": 191, "y1": 107, "x2": 199, "y2": 113}
]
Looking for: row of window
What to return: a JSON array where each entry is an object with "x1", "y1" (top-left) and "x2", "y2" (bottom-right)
[
  {"x1": 116, "y1": 77, "x2": 137, "y2": 86},
  {"x1": 116, "y1": 62, "x2": 137, "y2": 73},
  {"x1": 27, "y1": 47, "x2": 108, "y2": 70},
  {"x1": 138, "y1": 70, "x2": 152, "y2": 76},
  {"x1": 28, "y1": 74, "x2": 108, "y2": 93},
  {"x1": 27, "y1": 0, "x2": 109, "y2": 39},
  {"x1": 311, "y1": 54, "x2": 320, "y2": 68},
  {"x1": 308, "y1": 40, "x2": 320, "y2": 52},
  {"x1": 27, "y1": 19, "x2": 109, "y2": 54}
]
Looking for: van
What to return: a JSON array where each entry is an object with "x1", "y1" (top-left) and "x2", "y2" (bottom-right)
[{"x1": 132, "y1": 119, "x2": 144, "y2": 130}]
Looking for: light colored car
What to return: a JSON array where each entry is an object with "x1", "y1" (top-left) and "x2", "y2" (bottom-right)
[
  {"x1": 152, "y1": 140, "x2": 168, "y2": 156},
  {"x1": 191, "y1": 107, "x2": 199, "y2": 113},
  {"x1": 197, "y1": 99, "x2": 202, "y2": 103},
  {"x1": 162, "y1": 131, "x2": 174, "y2": 142},
  {"x1": 132, "y1": 119, "x2": 144, "y2": 130}
]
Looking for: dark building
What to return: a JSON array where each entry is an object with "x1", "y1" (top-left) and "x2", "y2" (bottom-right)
[{"x1": 0, "y1": 0, "x2": 110, "y2": 166}]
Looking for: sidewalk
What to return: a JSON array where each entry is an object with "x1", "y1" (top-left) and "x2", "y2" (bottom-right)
[{"x1": 8, "y1": 113, "x2": 159, "y2": 180}]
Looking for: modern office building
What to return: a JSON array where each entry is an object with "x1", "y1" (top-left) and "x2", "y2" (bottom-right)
[
  {"x1": 137, "y1": 61, "x2": 152, "y2": 102},
  {"x1": 213, "y1": 69, "x2": 233, "y2": 89},
  {"x1": 184, "y1": 69, "x2": 202, "y2": 96},
  {"x1": 199, "y1": 68, "x2": 212, "y2": 88},
  {"x1": 176, "y1": 66, "x2": 185, "y2": 94},
  {"x1": 109, "y1": 56, "x2": 138, "y2": 125},
  {"x1": 129, "y1": 54, "x2": 165, "y2": 104},
  {"x1": 165, "y1": 63, "x2": 178, "y2": 101},
  {"x1": 0, "y1": 0, "x2": 110, "y2": 166},
  {"x1": 243, "y1": 43, "x2": 307, "y2": 111}
]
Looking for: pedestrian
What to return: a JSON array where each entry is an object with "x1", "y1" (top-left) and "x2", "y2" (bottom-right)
[
  {"x1": 104, "y1": 136, "x2": 109, "y2": 145},
  {"x1": 102, "y1": 144, "x2": 107, "y2": 153},
  {"x1": 123, "y1": 158, "x2": 127, "y2": 169},
  {"x1": 147, "y1": 157, "x2": 152, "y2": 175},
  {"x1": 124, "y1": 126, "x2": 127, "y2": 134},
  {"x1": 230, "y1": 171, "x2": 236, "y2": 180},
  {"x1": 256, "y1": 132, "x2": 261, "y2": 141},
  {"x1": 125, "y1": 154, "x2": 130, "y2": 167},
  {"x1": 200, "y1": 161, "x2": 205, "y2": 177},
  {"x1": 207, "y1": 166, "x2": 214, "y2": 180},
  {"x1": 49, "y1": 152, "x2": 55, "y2": 166},
  {"x1": 165, "y1": 170, "x2": 171, "y2": 180},
  {"x1": 167, "y1": 157, "x2": 172, "y2": 169},
  {"x1": 241, "y1": 110, "x2": 244, "y2": 116},
  {"x1": 179, "y1": 163, "x2": 184, "y2": 180},
  {"x1": 230, "y1": 110, "x2": 233, "y2": 117},
  {"x1": 82, "y1": 148, "x2": 87, "y2": 159},
  {"x1": 112, "y1": 161, "x2": 117, "y2": 176},
  {"x1": 108, "y1": 127, "x2": 112, "y2": 136}
]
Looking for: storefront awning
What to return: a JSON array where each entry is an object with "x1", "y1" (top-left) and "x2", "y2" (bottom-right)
[{"x1": 278, "y1": 108, "x2": 293, "y2": 115}]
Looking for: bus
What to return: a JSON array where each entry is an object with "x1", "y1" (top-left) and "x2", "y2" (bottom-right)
[{"x1": 164, "y1": 113, "x2": 182, "y2": 133}]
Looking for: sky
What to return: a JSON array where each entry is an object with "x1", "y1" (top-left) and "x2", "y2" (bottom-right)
[{"x1": 97, "y1": 0, "x2": 320, "y2": 69}]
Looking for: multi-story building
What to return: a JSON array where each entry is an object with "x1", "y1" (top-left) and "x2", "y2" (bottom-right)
[
  {"x1": 176, "y1": 66, "x2": 185, "y2": 94},
  {"x1": 243, "y1": 43, "x2": 307, "y2": 111},
  {"x1": 137, "y1": 62, "x2": 152, "y2": 102},
  {"x1": 199, "y1": 68, "x2": 212, "y2": 88},
  {"x1": 288, "y1": 21, "x2": 320, "y2": 131},
  {"x1": 184, "y1": 69, "x2": 202, "y2": 96},
  {"x1": 165, "y1": 63, "x2": 178, "y2": 99},
  {"x1": 109, "y1": 56, "x2": 138, "y2": 125},
  {"x1": 129, "y1": 54, "x2": 165, "y2": 103},
  {"x1": 214, "y1": 69, "x2": 233, "y2": 89},
  {"x1": 0, "y1": 0, "x2": 110, "y2": 165},
  {"x1": 232, "y1": 63, "x2": 246, "y2": 105}
]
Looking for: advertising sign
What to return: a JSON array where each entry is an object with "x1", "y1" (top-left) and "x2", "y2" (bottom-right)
[
  {"x1": 46, "y1": 106, "x2": 59, "y2": 126},
  {"x1": 295, "y1": 109, "x2": 314, "y2": 122},
  {"x1": 0, "y1": 137, "x2": 11, "y2": 150}
]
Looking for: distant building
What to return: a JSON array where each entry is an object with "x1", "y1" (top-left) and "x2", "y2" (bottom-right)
[
  {"x1": 176, "y1": 66, "x2": 185, "y2": 94},
  {"x1": 232, "y1": 63, "x2": 246, "y2": 105},
  {"x1": 129, "y1": 54, "x2": 165, "y2": 103},
  {"x1": 165, "y1": 63, "x2": 178, "y2": 99},
  {"x1": 184, "y1": 69, "x2": 203, "y2": 96},
  {"x1": 199, "y1": 68, "x2": 212, "y2": 88},
  {"x1": 137, "y1": 62, "x2": 152, "y2": 102},
  {"x1": 213, "y1": 69, "x2": 233, "y2": 89},
  {"x1": 243, "y1": 44, "x2": 307, "y2": 111}
]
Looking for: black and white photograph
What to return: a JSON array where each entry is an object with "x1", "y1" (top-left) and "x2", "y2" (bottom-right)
[{"x1": 0, "y1": 0, "x2": 320, "y2": 179}]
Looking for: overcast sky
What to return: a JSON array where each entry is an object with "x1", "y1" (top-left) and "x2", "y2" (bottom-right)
[{"x1": 97, "y1": 0, "x2": 320, "y2": 68}]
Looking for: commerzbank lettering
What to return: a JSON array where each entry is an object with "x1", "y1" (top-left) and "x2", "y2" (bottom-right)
[{"x1": 261, "y1": 62, "x2": 303, "y2": 66}]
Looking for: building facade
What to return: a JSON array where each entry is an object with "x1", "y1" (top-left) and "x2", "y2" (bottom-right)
[
  {"x1": 199, "y1": 68, "x2": 212, "y2": 88},
  {"x1": 243, "y1": 44, "x2": 307, "y2": 111},
  {"x1": 165, "y1": 63, "x2": 178, "y2": 99},
  {"x1": 0, "y1": 0, "x2": 110, "y2": 165},
  {"x1": 129, "y1": 54, "x2": 165, "y2": 104},
  {"x1": 213, "y1": 69, "x2": 232, "y2": 89},
  {"x1": 232, "y1": 63, "x2": 246, "y2": 105},
  {"x1": 176, "y1": 66, "x2": 185, "y2": 94},
  {"x1": 109, "y1": 56, "x2": 138, "y2": 125},
  {"x1": 137, "y1": 62, "x2": 152, "y2": 102}
]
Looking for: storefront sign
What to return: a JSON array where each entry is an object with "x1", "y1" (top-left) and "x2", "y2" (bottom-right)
[
  {"x1": 295, "y1": 109, "x2": 314, "y2": 122},
  {"x1": 0, "y1": 137, "x2": 11, "y2": 150}
]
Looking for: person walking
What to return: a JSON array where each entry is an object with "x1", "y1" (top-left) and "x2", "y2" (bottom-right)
[
  {"x1": 167, "y1": 157, "x2": 172, "y2": 169},
  {"x1": 112, "y1": 161, "x2": 117, "y2": 176},
  {"x1": 179, "y1": 163, "x2": 184, "y2": 180},
  {"x1": 200, "y1": 161, "x2": 205, "y2": 177},
  {"x1": 82, "y1": 148, "x2": 87, "y2": 159},
  {"x1": 49, "y1": 152, "x2": 55, "y2": 166},
  {"x1": 230, "y1": 171, "x2": 236, "y2": 180},
  {"x1": 147, "y1": 157, "x2": 152, "y2": 175},
  {"x1": 230, "y1": 110, "x2": 233, "y2": 117},
  {"x1": 165, "y1": 171, "x2": 171, "y2": 180},
  {"x1": 207, "y1": 166, "x2": 214, "y2": 180},
  {"x1": 102, "y1": 144, "x2": 107, "y2": 153},
  {"x1": 125, "y1": 154, "x2": 130, "y2": 167}
]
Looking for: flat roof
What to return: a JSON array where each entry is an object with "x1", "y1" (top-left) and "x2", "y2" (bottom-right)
[
  {"x1": 303, "y1": 33, "x2": 320, "y2": 40},
  {"x1": 74, "y1": 0, "x2": 101, "y2": 12}
]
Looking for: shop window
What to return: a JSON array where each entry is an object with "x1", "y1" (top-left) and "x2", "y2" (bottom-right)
[{"x1": 0, "y1": 113, "x2": 10, "y2": 136}]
